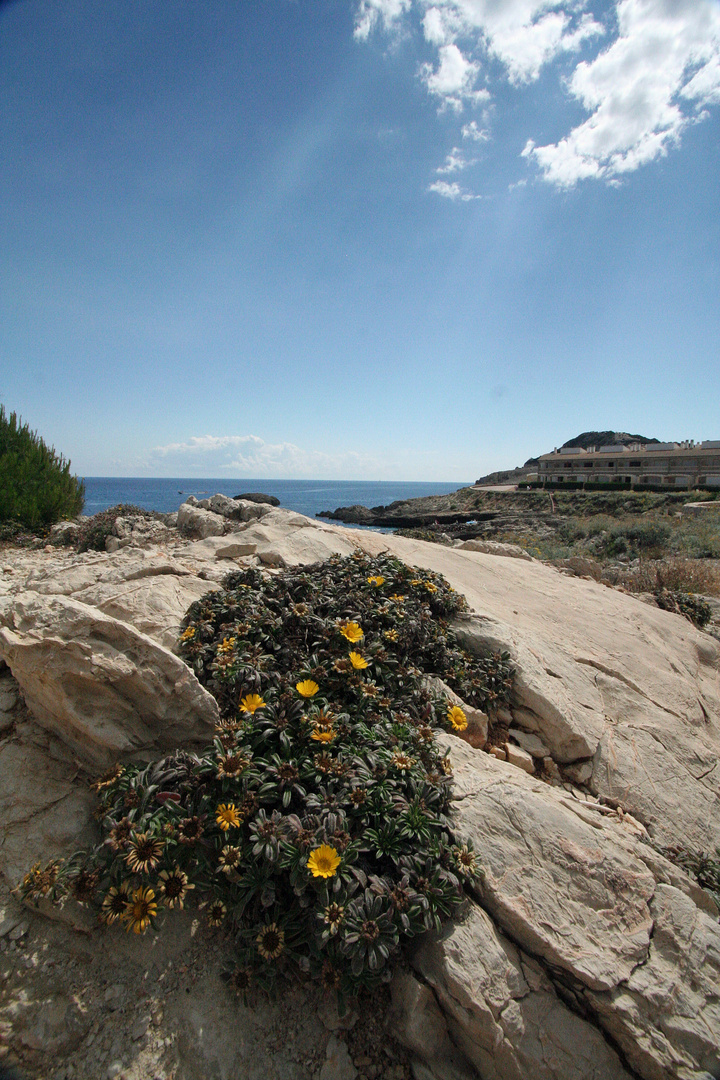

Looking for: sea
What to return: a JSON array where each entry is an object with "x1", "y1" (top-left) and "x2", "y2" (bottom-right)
[{"x1": 81, "y1": 478, "x2": 469, "y2": 525}]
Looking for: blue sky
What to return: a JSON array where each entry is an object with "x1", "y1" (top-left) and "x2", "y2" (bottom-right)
[{"x1": 1, "y1": 0, "x2": 719, "y2": 480}]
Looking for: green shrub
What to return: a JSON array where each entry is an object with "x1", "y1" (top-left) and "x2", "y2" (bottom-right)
[
  {"x1": 75, "y1": 504, "x2": 165, "y2": 552},
  {"x1": 0, "y1": 406, "x2": 84, "y2": 529},
  {"x1": 21, "y1": 552, "x2": 513, "y2": 1001},
  {"x1": 655, "y1": 588, "x2": 712, "y2": 629}
]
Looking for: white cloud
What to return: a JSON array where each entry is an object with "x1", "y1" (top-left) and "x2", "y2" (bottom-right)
[
  {"x1": 420, "y1": 43, "x2": 487, "y2": 110},
  {"x1": 356, "y1": 0, "x2": 720, "y2": 187},
  {"x1": 147, "y1": 434, "x2": 385, "y2": 479},
  {"x1": 525, "y1": 0, "x2": 720, "y2": 187},
  {"x1": 354, "y1": 0, "x2": 411, "y2": 40},
  {"x1": 461, "y1": 120, "x2": 489, "y2": 141},
  {"x1": 428, "y1": 179, "x2": 479, "y2": 198},
  {"x1": 436, "y1": 146, "x2": 475, "y2": 172}
]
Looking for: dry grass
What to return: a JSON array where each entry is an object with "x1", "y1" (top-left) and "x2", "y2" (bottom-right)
[{"x1": 608, "y1": 557, "x2": 720, "y2": 597}]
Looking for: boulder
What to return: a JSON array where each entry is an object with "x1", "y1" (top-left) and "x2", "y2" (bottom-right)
[
  {"x1": 198, "y1": 494, "x2": 272, "y2": 522},
  {"x1": 432, "y1": 733, "x2": 720, "y2": 1080},
  {"x1": 177, "y1": 502, "x2": 227, "y2": 539},
  {"x1": 16, "y1": 551, "x2": 219, "y2": 651},
  {"x1": 0, "y1": 592, "x2": 219, "y2": 770},
  {"x1": 412, "y1": 904, "x2": 633, "y2": 1080},
  {"x1": 234, "y1": 492, "x2": 281, "y2": 506}
]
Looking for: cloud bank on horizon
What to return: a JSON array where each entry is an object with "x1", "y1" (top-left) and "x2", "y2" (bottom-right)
[
  {"x1": 145, "y1": 434, "x2": 392, "y2": 480},
  {"x1": 354, "y1": 0, "x2": 720, "y2": 192}
]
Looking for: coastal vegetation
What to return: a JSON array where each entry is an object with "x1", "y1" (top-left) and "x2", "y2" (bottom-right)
[
  {"x1": 0, "y1": 406, "x2": 84, "y2": 532},
  {"x1": 20, "y1": 551, "x2": 513, "y2": 1003}
]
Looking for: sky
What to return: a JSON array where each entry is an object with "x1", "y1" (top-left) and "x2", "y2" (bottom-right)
[{"x1": 1, "y1": 0, "x2": 719, "y2": 481}]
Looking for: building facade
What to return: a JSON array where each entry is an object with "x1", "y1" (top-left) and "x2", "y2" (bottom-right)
[{"x1": 536, "y1": 441, "x2": 720, "y2": 489}]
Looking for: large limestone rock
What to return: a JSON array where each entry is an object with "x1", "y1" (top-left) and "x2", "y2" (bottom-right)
[
  {"x1": 1, "y1": 509, "x2": 719, "y2": 1079},
  {"x1": 0, "y1": 592, "x2": 219, "y2": 770},
  {"x1": 349, "y1": 535, "x2": 720, "y2": 854},
  {"x1": 426, "y1": 734, "x2": 720, "y2": 1080}
]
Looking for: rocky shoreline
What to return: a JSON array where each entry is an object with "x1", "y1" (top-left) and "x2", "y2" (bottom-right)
[{"x1": 1, "y1": 498, "x2": 719, "y2": 1080}]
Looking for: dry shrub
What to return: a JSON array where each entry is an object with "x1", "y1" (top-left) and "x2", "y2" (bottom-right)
[{"x1": 617, "y1": 558, "x2": 720, "y2": 597}]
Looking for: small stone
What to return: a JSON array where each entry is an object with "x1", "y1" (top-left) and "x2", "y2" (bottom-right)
[
  {"x1": 132, "y1": 1015, "x2": 150, "y2": 1041},
  {"x1": 107, "y1": 1063, "x2": 124, "y2": 1079},
  {"x1": 563, "y1": 759, "x2": 594, "y2": 785},
  {"x1": 504, "y1": 743, "x2": 535, "y2": 774},
  {"x1": 319, "y1": 1034, "x2": 358, "y2": 1080},
  {"x1": 9, "y1": 921, "x2": 29, "y2": 941},
  {"x1": 542, "y1": 756, "x2": 562, "y2": 781},
  {"x1": 488, "y1": 745, "x2": 506, "y2": 761},
  {"x1": 508, "y1": 728, "x2": 549, "y2": 758},
  {"x1": 0, "y1": 915, "x2": 21, "y2": 939}
]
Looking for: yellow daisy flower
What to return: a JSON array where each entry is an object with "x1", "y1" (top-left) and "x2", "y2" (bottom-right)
[
  {"x1": 310, "y1": 728, "x2": 336, "y2": 743},
  {"x1": 307, "y1": 844, "x2": 341, "y2": 879},
  {"x1": 180, "y1": 626, "x2": 196, "y2": 641},
  {"x1": 123, "y1": 886, "x2": 157, "y2": 934},
  {"x1": 349, "y1": 652, "x2": 368, "y2": 670},
  {"x1": 296, "y1": 679, "x2": 319, "y2": 698},
  {"x1": 216, "y1": 803, "x2": 241, "y2": 831},
  {"x1": 256, "y1": 922, "x2": 285, "y2": 960},
  {"x1": 447, "y1": 705, "x2": 468, "y2": 731},
  {"x1": 338, "y1": 620, "x2": 364, "y2": 643},
  {"x1": 367, "y1": 575, "x2": 385, "y2": 587},
  {"x1": 240, "y1": 693, "x2": 266, "y2": 714},
  {"x1": 157, "y1": 868, "x2": 194, "y2": 909}
]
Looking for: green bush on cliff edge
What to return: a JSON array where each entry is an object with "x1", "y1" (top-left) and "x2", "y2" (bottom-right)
[{"x1": 0, "y1": 406, "x2": 84, "y2": 530}]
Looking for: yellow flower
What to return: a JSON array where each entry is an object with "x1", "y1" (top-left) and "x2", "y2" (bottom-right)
[
  {"x1": 349, "y1": 652, "x2": 368, "y2": 670},
  {"x1": 123, "y1": 886, "x2": 157, "y2": 934},
  {"x1": 124, "y1": 832, "x2": 164, "y2": 874},
  {"x1": 99, "y1": 882, "x2": 131, "y2": 925},
  {"x1": 157, "y1": 868, "x2": 194, "y2": 909},
  {"x1": 307, "y1": 844, "x2": 341, "y2": 879},
  {"x1": 367, "y1": 575, "x2": 385, "y2": 587},
  {"x1": 216, "y1": 636, "x2": 236, "y2": 656},
  {"x1": 389, "y1": 594, "x2": 405, "y2": 603},
  {"x1": 216, "y1": 803, "x2": 241, "y2": 831},
  {"x1": 256, "y1": 922, "x2": 285, "y2": 960},
  {"x1": 424, "y1": 581, "x2": 438, "y2": 593},
  {"x1": 296, "y1": 679, "x2": 319, "y2": 698},
  {"x1": 207, "y1": 899, "x2": 227, "y2": 926},
  {"x1": 384, "y1": 629, "x2": 399, "y2": 642},
  {"x1": 391, "y1": 752, "x2": 416, "y2": 771},
  {"x1": 410, "y1": 579, "x2": 422, "y2": 586},
  {"x1": 310, "y1": 728, "x2": 336, "y2": 743},
  {"x1": 447, "y1": 705, "x2": 468, "y2": 731},
  {"x1": 240, "y1": 693, "x2": 265, "y2": 714},
  {"x1": 180, "y1": 626, "x2": 196, "y2": 641},
  {"x1": 339, "y1": 621, "x2": 364, "y2": 643}
]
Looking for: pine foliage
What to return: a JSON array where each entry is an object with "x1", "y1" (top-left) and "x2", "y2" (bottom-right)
[{"x1": 0, "y1": 406, "x2": 84, "y2": 529}]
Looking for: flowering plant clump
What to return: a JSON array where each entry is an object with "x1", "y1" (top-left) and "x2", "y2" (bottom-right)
[{"x1": 20, "y1": 552, "x2": 513, "y2": 999}]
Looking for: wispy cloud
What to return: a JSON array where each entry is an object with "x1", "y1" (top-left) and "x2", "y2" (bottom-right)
[
  {"x1": 428, "y1": 179, "x2": 479, "y2": 200},
  {"x1": 356, "y1": 0, "x2": 720, "y2": 188},
  {"x1": 436, "y1": 146, "x2": 475, "y2": 173}
]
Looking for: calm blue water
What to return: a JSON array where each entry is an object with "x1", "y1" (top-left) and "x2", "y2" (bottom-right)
[{"x1": 81, "y1": 478, "x2": 469, "y2": 520}]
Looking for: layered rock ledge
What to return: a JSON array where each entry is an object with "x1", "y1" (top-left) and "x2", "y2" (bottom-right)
[{"x1": 0, "y1": 500, "x2": 718, "y2": 1080}]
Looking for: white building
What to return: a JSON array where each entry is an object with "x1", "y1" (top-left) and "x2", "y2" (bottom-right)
[{"x1": 537, "y1": 441, "x2": 720, "y2": 489}]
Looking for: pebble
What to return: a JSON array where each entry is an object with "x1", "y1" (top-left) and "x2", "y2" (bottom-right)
[
  {"x1": 107, "y1": 1063, "x2": 124, "y2": 1079},
  {"x1": 9, "y1": 921, "x2": 29, "y2": 941}
]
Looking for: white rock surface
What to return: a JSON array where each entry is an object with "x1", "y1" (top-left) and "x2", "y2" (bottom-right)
[
  {"x1": 0, "y1": 505, "x2": 719, "y2": 1080},
  {"x1": 459, "y1": 539, "x2": 533, "y2": 560},
  {"x1": 0, "y1": 591, "x2": 219, "y2": 769},
  {"x1": 437, "y1": 733, "x2": 720, "y2": 1080}
]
